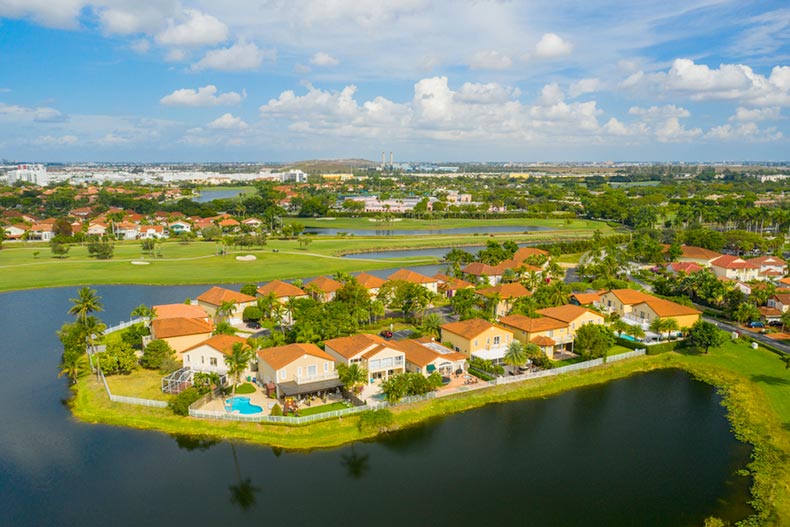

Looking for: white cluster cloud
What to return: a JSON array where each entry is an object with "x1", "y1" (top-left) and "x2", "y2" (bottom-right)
[
  {"x1": 623, "y1": 59, "x2": 790, "y2": 107},
  {"x1": 156, "y1": 9, "x2": 228, "y2": 47},
  {"x1": 0, "y1": 102, "x2": 67, "y2": 123},
  {"x1": 310, "y1": 52, "x2": 339, "y2": 67},
  {"x1": 706, "y1": 122, "x2": 783, "y2": 142},
  {"x1": 533, "y1": 33, "x2": 573, "y2": 59},
  {"x1": 729, "y1": 106, "x2": 781, "y2": 122},
  {"x1": 207, "y1": 113, "x2": 247, "y2": 129},
  {"x1": 192, "y1": 41, "x2": 274, "y2": 71},
  {"x1": 34, "y1": 134, "x2": 78, "y2": 146},
  {"x1": 160, "y1": 85, "x2": 245, "y2": 106}
]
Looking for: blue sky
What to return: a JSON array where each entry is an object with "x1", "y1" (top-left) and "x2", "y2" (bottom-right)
[{"x1": 0, "y1": 1, "x2": 788, "y2": 162}]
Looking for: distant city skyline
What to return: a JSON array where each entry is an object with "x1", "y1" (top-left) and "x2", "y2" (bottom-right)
[{"x1": 0, "y1": 1, "x2": 788, "y2": 162}]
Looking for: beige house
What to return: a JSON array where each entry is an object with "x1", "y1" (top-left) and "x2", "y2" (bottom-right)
[
  {"x1": 475, "y1": 282, "x2": 532, "y2": 318},
  {"x1": 663, "y1": 245, "x2": 722, "y2": 266},
  {"x1": 355, "y1": 272, "x2": 387, "y2": 298},
  {"x1": 440, "y1": 318, "x2": 513, "y2": 364},
  {"x1": 256, "y1": 343, "x2": 342, "y2": 398},
  {"x1": 498, "y1": 314, "x2": 570, "y2": 359},
  {"x1": 767, "y1": 294, "x2": 790, "y2": 314},
  {"x1": 182, "y1": 335, "x2": 250, "y2": 377},
  {"x1": 747, "y1": 255, "x2": 788, "y2": 281},
  {"x1": 196, "y1": 286, "x2": 257, "y2": 324},
  {"x1": 536, "y1": 304, "x2": 605, "y2": 335},
  {"x1": 150, "y1": 317, "x2": 213, "y2": 357},
  {"x1": 709, "y1": 255, "x2": 760, "y2": 282},
  {"x1": 387, "y1": 269, "x2": 439, "y2": 294},
  {"x1": 304, "y1": 276, "x2": 344, "y2": 302},
  {"x1": 324, "y1": 334, "x2": 405, "y2": 383},
  {"x1": 256, "y1": 280, "x2": 308, "y2": 323},
  {"x1": 397, "y1": 338, "x2": 468, "y2": 376}
]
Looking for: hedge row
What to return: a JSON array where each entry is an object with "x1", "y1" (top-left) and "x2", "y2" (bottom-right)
[{"x1": 615, "y1": 336, "x2": 689, "y2": 355}]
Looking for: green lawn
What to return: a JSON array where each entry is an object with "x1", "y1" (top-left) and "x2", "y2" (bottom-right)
[
  {"x1": 294, "y1": 401, "x2": 352, "y2": 417},
  {"x1": 104, "y1": 368, "x2": 169, "y2": 401},
  {"x1": 72, "y1": 335, "x2": 790, "y2": 525},
  {"x1": 0, "y1": 223, "x2": 608, "y2": 292},
  {"x1": 295, "y1": 216, "x2": 609, "y2": 232}
]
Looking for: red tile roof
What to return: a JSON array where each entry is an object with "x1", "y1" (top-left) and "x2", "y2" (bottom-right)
[
  {"x1": 196, "y1": 286, "x2": 256, "y2": 306},
  {"x1": 257, "y1": 280, "x2": 306, "y2": 298},
  {"x1": 256, "y1": 343, "x2": 334, "y2": 370},
  {"x1": 441, "y1": 318, "x2": 509, "y2": 340},
  {"x1": 537, "y1": 304, "x2": 602, "y2": 324},
  {"x1": 499, "y1": 314, "x2": 567, "y2": 332},
  {"x1": 183, "y1": 335, "x2": 248, "y2": 356},
  {"x1": 710, "y1": 255, "x2": 759, "y2": 270},
  {"x1": 476, "y1": 282, "x2": 531, "y2": 299},
  {"x1": 152, "y1": 317, "x2": 213, "y2": 339},
  {"x1": 388, "y1": 268, "x2": 436, "y2": 284},
  {"x1": 153, "y1": 304, "x2": 209, "y2": 320}
]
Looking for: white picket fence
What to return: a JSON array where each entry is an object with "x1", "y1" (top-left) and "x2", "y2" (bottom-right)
[
  {"x1": 97, "y1": 368, "x2": 168, "y2": 408},
  {"x1": 493, "y1": 349, "x2": 646, "y2": 386},
  {"x1": 104, "y1": 317, "x2": 144, "y2": 335},
  {"x1": 189, "y1": 404, "x2": 369, "y2": 424}
]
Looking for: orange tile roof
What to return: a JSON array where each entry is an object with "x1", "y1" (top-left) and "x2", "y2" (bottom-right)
[
  {"x1": 632, "y1": 297, "x2": 701, "y2": 317},
  {"x1": 499, "y1": 314, "x2": 567, "y2": 332},
  {"x1": 257, "y1": 280, "x2": 306, "y2": 298},
  {"x1": 605, "y1": 289, "x2": 654, "y2": 305},
  {"x1": 513, "y1": 247, "x2": 549, "y2": 262},
  {"x1": 153, "y1": 304, "x2": 209, "y2": 320},
  {"x1": 571, "y1": 292, "x2": 601, "y2": 305},
  {"x1": 305, "y1": 275, "x2": 344, "y2": 293},
  {"x1": 476, "y1": 282, "x2": 531, "y2": 299},
  {"x1": 324, "y1": 333, "x2": 387, "y2": 360},
  {"x1": 779, "y1": 277, "x2": 790, "y2": 286},
  {"x1": 256, "y1": 343, "x2": 334, "y2": 370},
  {"x1": 710, "y1": 255, "x2": 759, "y2": 270},
  {"x1": 462, "y1": 262, "x2": 502, "y2": 276},
  {"x1": 747, "y1": 255, "x2": 787, "y2": 267},
  {"x1": 759, "y1": 306, "x2": 782, "y2": 317},
  {"x1": 771, "y1": 293, "x2": 790, "y2": 305},
  {"x1": 668, "y1": 262, "x2": 703, "y2": 273},
  {"x1": 677, "y1": 245, "x2": 722, "y2": 261},
  {"x1": 530, "y1": 335, "x2": 556, "y2": 346},
  {"x1": 196, "y1": 286, "x2": 256, "y2": 306},
  {"x1": 183, "y1": 335, "x2": 248, "y2": 356},
  {"x1": 441, "y1": 318, "x2": 509, "y2": 340},
  {"x1": 152, "y1": 317, "x2": 213, "y2": 339},
  {"x1": 355, "y1": 272, "x2": 386, "y2": 289},
  {"x1": 434, "y1": 274, "x2": 474, "y2": 290},
  {"x1": 388, "y1": 268, "x2": 436, "y2": 284},
  {"x1": 537, "y1": 304, "x2": 602, "y2": 324}
]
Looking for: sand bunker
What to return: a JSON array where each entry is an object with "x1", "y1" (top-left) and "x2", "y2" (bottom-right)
[
  {"x1": 236, "y1": 255, "x2": 257, "y2": 261},
  {"x1": 130, "y1": 261, "x2": 150, "y2": 265}
]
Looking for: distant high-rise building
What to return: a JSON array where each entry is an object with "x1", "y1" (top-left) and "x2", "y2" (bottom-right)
[{"x1": 7, "y1": 164, "x2": 49, "y2": 186}]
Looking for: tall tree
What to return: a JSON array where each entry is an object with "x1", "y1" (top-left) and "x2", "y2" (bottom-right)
[
  {"x1": 503, "y1": 341, "x2": 528, "y2": 374},
  {"x1": 687, "y1": 320, "x2": 726, "y2": 354},
  {"x1": 224, "y1": 342, "x2": 253, "y2": 396},
  {"x1": 68, "y1": 287, "x2": 104, "y2": 326}
]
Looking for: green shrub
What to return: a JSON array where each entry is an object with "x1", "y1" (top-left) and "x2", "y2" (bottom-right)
[
  {"x1": 242, "y1": 306, "x2": 262, "y2": 322},
  {"x1": 96, "y1": 342, "x2": 137, "y2": 375},
  {"x1": 270, "y1": 403, "x2": 283, "y2": 416},
  {"x1": 140, "y1": 339, "x2": 175, "y2": 369},
  {"x1": 168, "y1": 387, "x2": 202, "y2": 416},
  {"x1": 358, "y1": 409, "x2": 395, "y2": 433},
  {"x1": 468, "y1": 367, "x2": 494, "y2": 381}
]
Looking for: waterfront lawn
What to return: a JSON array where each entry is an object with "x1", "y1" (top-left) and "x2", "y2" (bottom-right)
[
  {"x1": 104, "y1": 368, "x2": 170, "y2": 402},
  {"x1": 296, "y1": 402, "x2": 351, "y2": 417}
]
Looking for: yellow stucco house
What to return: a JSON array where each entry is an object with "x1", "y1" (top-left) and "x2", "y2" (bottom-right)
[
  {"x1": 196, "y1": 286, "x2": 257, "y2": 324},
  {"x1": 256, "y1": 343, "x2": 342, "y2": 398},
  {"x1": 600, "y1": 289, "x2": 700, "y2": 329},
  {"x1": 498, "y1": 314, "x2": 570, "y2": 359},
  {"x1": 440, "y1": 318, "x2": 513, "y2": 364},
  {"x1": 150, "y1": 317, "x2": 214, "y2": 358}
]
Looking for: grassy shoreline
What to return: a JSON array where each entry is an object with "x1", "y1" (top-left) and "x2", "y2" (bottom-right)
[{"x1": 70, "y1": 341, "x2": 790, "y2": 525}]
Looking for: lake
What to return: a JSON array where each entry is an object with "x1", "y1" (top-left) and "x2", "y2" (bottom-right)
[
  {"x1": 340, "y1": 242, "x2": 539, "y2": 261},
  {"x1": 303, "y1": 225, "x2": 552, "y2": 236},
  {"x1": 191, "y1": 187, "x2": 255, "y2": 203},
  {"x1": 0, "y1": 285, "x2": 752, "y2": 526}
]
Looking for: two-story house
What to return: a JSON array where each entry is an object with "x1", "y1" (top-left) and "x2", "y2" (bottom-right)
[
  {"x1": 196, "y1": 286, "x2": 257, "y2": 324},
  {"x1": 182, "y1": 335, "x2": 250, "y2": 377},
  {"x1": 440, "y1": 318, "x2": 513, "y2": 365},
  {"x1": 324, "y1": 334, "x2": 406, "y2": 383},
  {"x1": 497, "y1": 314, "x2": 570, "y2": 359},
  {"x1": 256, "y1": 343, "x2": 342, "y2": 399},
  {"x1": 709, "y1": 255, "x2": 760, "y2": 282}
]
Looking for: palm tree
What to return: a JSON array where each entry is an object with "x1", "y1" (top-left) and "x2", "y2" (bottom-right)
[
  {"x1": 663, "y1": 318, "x2": 680, "y2": 340},
  {"x1": 58, "y1": 352, "x2": 89, "y2": 384},
  {"x1": 780, "y1": 311, "x2": 790, "y2": 333},
  {"x1": 733, "y1": 302, "x2": 759, "y2": 325},
  {"x1": 131, "y1": 304, "x2": 156, "y2": 323},
  {"x1": 369, "y1": 299, "x2": 386, "y2": 324},
  {"x1": 649, "y1": 318, "x2": 668, "y2": 340},
  {"x1": 82, "y1": 315, "x2": 106, "y2": 373},
  {"x1": 68, "y1": 286, "x2": 103, "y2": 326},
  {"x1": 341, "y1": 443, "x2": 370, "y2": 479},
  {"x1": 626, "y1": 324, "x2": 646, "y2": 340},
  {"x1": 503, "y1": 341, "x2": 527, "y2": 375},
  {"x1": 337, "y1": 363, "x2": 368, "y2": 393},
  {"x1": 611, "y1": 318, "x2": 630, "y2": 337},
  {"x1": 421, "y1": 313, "x2": 443, "y2": 338},
  {"x1": 217, "y1": 300, "x2": 238, "y2": 322},
  {"x1": 487, "y1": 291, "x2": 502, "y2": 320},
  {"x1": 225, "y1": 342, "x2": 253, "y2": 396}
]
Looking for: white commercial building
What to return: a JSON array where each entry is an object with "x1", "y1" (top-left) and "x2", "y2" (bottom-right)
[{"x1": 7, "y1": 164, "x2": 49, "y2": 186}]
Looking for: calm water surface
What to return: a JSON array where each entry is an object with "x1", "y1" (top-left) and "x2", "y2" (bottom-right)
[
  {"x1": 0, "y1": 285, "x2": 752, "y2": 526},
  {"x1": 191, "y1": 188, "x2": 255, "y2": 203}
]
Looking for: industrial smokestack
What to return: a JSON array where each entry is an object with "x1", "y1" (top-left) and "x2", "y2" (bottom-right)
[
  {"x1": 390, "y1": 152, "x2": 393, "y2": 166},
  {"x1": 381, "y1": 151, "x2": 385, "y2": 167}
]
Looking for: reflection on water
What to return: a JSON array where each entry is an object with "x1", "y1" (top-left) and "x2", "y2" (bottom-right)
[{"x1": 0, "y1": 285, "x2": 754, "y2": 527}]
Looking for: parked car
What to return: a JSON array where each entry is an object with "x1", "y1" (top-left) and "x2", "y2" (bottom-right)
[
  {"x1": 246, "y1": 321, "x2": 261, "y2": 329},
  {"x1": 768, "y1": 320, "x2": 783, "y2": 327},
  {"x1": 747, "y1": 321, "x2": 765, "y2": 328},
  {"x1": 379, "y1": 330, "x2": 393, "y2": 339}
]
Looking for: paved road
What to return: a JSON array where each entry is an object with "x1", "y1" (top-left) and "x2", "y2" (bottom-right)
[{"x1": 703, "y1": 315, "x2": 790, "y2": 355}]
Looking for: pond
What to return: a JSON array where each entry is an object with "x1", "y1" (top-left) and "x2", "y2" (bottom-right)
[
  {"x1": 303, "y1": 225, "x2": 552, "y2": 236},
  {"x1": 190, "y1": 187, "x2": 255, "y2": 203},
  {"x1": 341, "y1": 242, "x2": 538, "y2": 261},
  {"x1": 0, "y1": 285, "x2": 752, "y2": 526}
]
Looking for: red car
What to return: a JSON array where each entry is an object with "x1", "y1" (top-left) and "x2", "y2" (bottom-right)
[{"x1": 379, "y1": 330, "x2": 393, "y2": 339}]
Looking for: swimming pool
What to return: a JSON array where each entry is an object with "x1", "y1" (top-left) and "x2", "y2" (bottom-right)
[
  {"x1": 225, "y1": 396, "x2": 263, "y2": 415},
  {"x1": 619, "y1": 334, "x2": 640, "y2": 342}
]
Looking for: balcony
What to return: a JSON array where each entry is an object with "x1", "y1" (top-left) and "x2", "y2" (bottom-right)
[{"x1": 294, "y1": 370, "x2": 339, "y2": 385}]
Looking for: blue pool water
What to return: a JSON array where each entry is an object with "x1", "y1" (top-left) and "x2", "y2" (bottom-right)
[
  {"x1": 619, "y1": 334, "x2": 639, "y2": 342},
  {"x1": 225, "y1": 396, "x2": 263, "y2": 415}
]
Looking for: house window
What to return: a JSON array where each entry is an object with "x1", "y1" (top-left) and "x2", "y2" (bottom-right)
[
  {"x1": 297, "y1": 367, "x2": 303, "y2": 378},
  {"x1": 201, "y1": 356, "x2": 205, "y2": 364},
  {"x1": 210, "y1": 357, "x2": 217, "y2": 366},
  {"x1": 474, "y1": 339, "x2": 478, "y2": 347},
  {"x1": 308, "y1": 365, "x2": 317, "y2": 376},
  {"x1": 324, "y1": 362, "x2": 329, "y2": 372},
  {"x1": 185, "y1": 356, "x2": 190, "y2": 363},
  {"x1": 493, "y1": 336, "x2": 500, "y2": 345},
  {"x1": 278, "y1": 369, "x2": 286, "y2": 381}
]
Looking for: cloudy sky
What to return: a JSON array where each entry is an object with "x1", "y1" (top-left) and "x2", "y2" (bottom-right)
[{"x1": 0, "y1": 0, "x2": 788, "y2": 162}]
